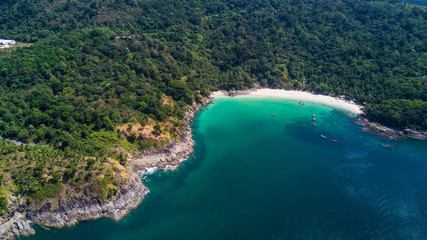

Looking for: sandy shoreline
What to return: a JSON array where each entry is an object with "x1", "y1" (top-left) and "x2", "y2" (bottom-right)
[{"x1": 225, "y1": 89, "x2": 363, "y2": 115}]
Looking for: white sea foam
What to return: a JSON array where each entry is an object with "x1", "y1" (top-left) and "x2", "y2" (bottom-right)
[
  {"x1": 139, "y1": 167, "x2": 159, "y2": 176},
  {"x1": 139, "y1": 164, "x2": 180, "y2": 177},
  {"x1": 164, "y1": 165, "x2": 178, "y2": 171}
]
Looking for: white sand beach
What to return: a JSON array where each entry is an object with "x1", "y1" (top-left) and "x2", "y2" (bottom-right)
[{"x1": 213, "y1": 89, "x2": 363, "y2": 115}]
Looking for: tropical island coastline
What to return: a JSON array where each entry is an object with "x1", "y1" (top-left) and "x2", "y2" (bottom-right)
[
  {"x1": 1, "y1": 88, "x2": 426, "y2": 239},
  {"x1": 0, "y1": 0, "x2": 425, "y2": 238}
]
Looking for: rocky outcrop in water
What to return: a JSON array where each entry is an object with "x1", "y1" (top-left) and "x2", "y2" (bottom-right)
[{"x1": 0, "y1": 212, "x2": 35, "y2": 240}]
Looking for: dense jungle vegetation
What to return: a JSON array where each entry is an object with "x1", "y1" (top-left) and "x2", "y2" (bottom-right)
[{"x1": 0, "y1": 0, "x2": 426, "y2": 210}]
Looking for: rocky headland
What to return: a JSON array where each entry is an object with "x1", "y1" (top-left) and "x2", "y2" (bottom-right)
[
  {"x1": 0, "y1": 172, "x2": 147, "y2": 240},
  {"x1": 0, "y1": 91, "x2": 224, "y2": 240},
  {"x1": 26, "y1": 172, "x2": 147, "y2": 228},
  {"x1": 357, "y1": 116, "x2": 427, "y2": 140}
]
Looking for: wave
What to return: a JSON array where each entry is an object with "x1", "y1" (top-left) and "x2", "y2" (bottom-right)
[
  {"x1": 334, "y1": 159, "x2": 427, "y2": 239},
  {"x1": 138, "y1": 167, "x2": 160, "y2": 176}
]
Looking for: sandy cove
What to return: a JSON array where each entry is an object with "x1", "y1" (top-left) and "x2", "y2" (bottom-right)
[
  {"x1": 241, "y1": 89, "x2": 363, "y2": 115},
  {"x1": 131, "y1": 88, "x2": 363, "y2": 173},
  {"x1": 7, "y1": 88, "x2": 422, "y2": 240},
  {"x1": 132, "y1": 88, "x2": 427, "y2": 175},
  {"x1": 30, "y1": 88, "x2": 364, "y2": 233}
]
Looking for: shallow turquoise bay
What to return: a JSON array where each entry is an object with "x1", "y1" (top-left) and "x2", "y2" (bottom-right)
[{"x1": 26, "y1": 96, "x2": 427, "y2": 240}]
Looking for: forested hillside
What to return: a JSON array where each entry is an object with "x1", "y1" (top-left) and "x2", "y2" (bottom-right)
[
  {"x1": 403, "y1": 0, "x2": 427, "y2": 6},
  {"x1": 0, "y1": 0, "x2": 426, "y2": 211}
]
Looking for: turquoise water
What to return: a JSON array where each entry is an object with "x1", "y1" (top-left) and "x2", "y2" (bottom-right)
[{"x1": 25, "y1": 96, "x2": 427, "y2": 240}]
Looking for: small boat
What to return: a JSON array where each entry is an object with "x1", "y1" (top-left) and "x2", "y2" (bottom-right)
[
  {"x1": 312, "y1": 118, "x2": 316, "y2": 121},
  {"x1": 321, "y1": 135, "x2": 327, "y2": 139},
  {"x1": 313, "y1": 123, "x2": 316, "y2": 127},
  {"x1": 271, "y1": 113, "x2": 276, "y2": 116},
  {"x1": 382, "y1": 143, "x2": 392, "y2": 148},
  {"x1": 312, "y1": 114, "x2": 315, "y2": 117},
  {"x1": 302, "y1": 103, "x2": 304, "y2": 105},
  {"x1": 331, "y1": 139, "x2": 338, "y2": 143}
]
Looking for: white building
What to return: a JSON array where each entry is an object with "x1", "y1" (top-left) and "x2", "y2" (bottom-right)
[{"x1": 0, "y1": 39, "x2": 16, "y2": 45}]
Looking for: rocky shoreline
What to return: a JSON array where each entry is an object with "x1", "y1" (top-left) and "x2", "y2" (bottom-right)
[
  {"x1": 26, "y1": 173, "x2": 147, "y2": 228},
  {"x1": 0, "y1": 173, "x2": 147, "y2": 240},
  {"x1": 130, "y1": 90, "x2": 223, "y2": 172},
  {"x1": 356, "y1": 116, "x2": 427, "y2": 140},
  {"x1": 0, "y1": 212, "x2": 35, "y2": 240}
]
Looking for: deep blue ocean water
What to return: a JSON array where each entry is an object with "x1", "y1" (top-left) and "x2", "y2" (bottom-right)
[{"x1": 25, "y1": 96, "x2": 427, "y2": 240}]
